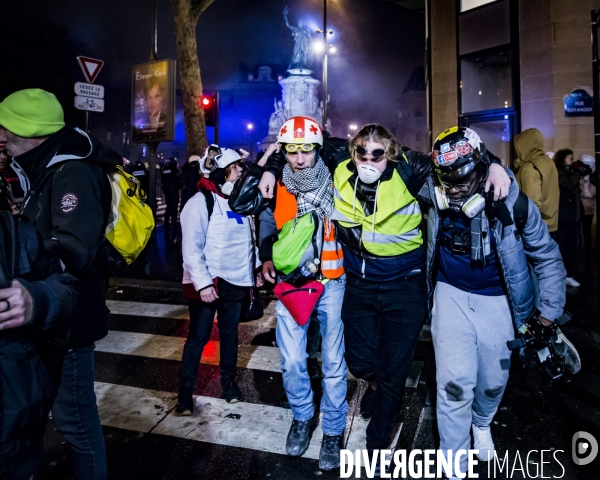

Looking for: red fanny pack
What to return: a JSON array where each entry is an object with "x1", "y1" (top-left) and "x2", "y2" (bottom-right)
[{"x1": 273, "y1": 280, "x2": 324, "y2": 326}]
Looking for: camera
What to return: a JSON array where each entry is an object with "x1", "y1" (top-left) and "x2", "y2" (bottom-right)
[
  {"x1": 451, "y1": 230, "x2": 471, "y2": 254},
  {"x1": 507, "y1": 309, "x2": 573, "y2": 380}
]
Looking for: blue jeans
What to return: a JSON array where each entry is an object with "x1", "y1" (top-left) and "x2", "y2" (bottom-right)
[
  {"x1": 276, "y1": 276, "x2": 348, "y2": 436},
  {"x1": 51, "y1": 344, "x2": 107, "y2": 480}
]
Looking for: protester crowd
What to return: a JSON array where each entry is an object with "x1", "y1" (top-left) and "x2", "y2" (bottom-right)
[{"x1": 0, "y1": 88, "x2": 593, "y2": 479}]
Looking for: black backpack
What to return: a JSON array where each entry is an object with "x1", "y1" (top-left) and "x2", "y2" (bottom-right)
[{"x1": 200, "y1": 189, "x2": 215, "y2": 219}]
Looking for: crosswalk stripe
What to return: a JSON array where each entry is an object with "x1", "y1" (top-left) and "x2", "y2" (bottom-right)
[
  {"x1": 95, "y1": 330, "x2": 424, "y2": 387},
  {"x1": 96, "y1": 331, "x2": 282, "y2": 372},
  {"x1": 107, "y1": 300, "x2": 189, "y2": 319},
  {"x1": 94, "y1": 381, "x2": 400, "y2": 461},
  {"x1": 106, "y1": 299, "x2": 278, "y2": 330},
  {"x1": 106, "y1": 300, "x2": 431, "y2": 341}
]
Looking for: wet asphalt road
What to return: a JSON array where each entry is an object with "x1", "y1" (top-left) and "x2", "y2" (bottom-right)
[{"x1": 35, "y1": 228, "x2": 600, "y2": 480}]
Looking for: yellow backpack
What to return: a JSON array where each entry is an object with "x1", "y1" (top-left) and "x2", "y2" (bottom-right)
[{"x1": 101, "y1": 165, "x2": 155, "y2": 274}]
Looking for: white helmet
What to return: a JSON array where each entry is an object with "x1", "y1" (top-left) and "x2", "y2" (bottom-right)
[
  {"x1": 215, "y1": 148, "x2": 241, "y2": 169},
  {"x1": 277, "y1": 116, "x2": 323, "y2": 146}
]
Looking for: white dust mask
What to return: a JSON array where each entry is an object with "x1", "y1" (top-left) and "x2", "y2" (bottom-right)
[
  {"x1": 356, "y1": 164, "x2": 383, "y2": 184},
  {"x1": 221, "y1": 180, "x2": 236, "y2": 196}
]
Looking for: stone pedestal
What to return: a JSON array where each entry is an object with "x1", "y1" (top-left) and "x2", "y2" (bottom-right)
[
  {"x1": 280, "y1": 73, "x2": 321, "y2": 120},
  {"x1": 259, "y1": 70, "x2": 324, "y2": 152}
]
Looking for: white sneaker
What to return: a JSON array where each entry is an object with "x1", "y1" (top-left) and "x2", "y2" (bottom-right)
[
  {"x1": 565, "y1": 277, "x2": 581, "y2": 287},
  {"x1": 472, "y1": 424, "x2": 495, "y2": 461}
]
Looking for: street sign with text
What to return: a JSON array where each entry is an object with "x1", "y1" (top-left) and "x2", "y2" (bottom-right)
[
  {"x1": 74, "y1": 96, "x2": 105, "y2": 112},
  {"x1": 75, "y1": 82, "x2": 104, "y2": 99},
  {"x1": 77, "y1": 56, "x2": 104, "y2": 83}
]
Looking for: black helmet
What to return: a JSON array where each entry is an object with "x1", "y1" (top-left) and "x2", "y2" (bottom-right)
[{"x1": 433, "y1": 126, "x2": 487, "y2": 184}]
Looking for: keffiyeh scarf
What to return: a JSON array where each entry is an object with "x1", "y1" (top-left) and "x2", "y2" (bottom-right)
[{"x1": 282, "y1": 158, "x2": 334, "y2": 219}]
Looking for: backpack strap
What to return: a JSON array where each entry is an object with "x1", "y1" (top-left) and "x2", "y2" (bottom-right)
[
  {"x1": 200, "y1": 189, "x2": 214, "y2": 219},
  {"x1": 394, "y1": 153, "x2": 420, "y2": 200},
  {"x1": 513, "y1": 191, "x2": 529, "y2": 234}
]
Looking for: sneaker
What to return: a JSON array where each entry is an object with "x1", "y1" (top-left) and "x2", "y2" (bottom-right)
[
  {"x1": 551, "y1": 328, "x2": 582, "y2": 375},
  {"x1": 360, "y1": 385, "x2": 376, "y2": 419},
  {"x1": 280, "y1": 391, "x2": 291, "y2": 409},
  {"x1": 174, "y1": 389, "x2": 194, "y2": 416},
  {"x1": 472, "y1": 424, "x2": 494, "y2": 461},
  {"x1": 286, "y1": 416, "x2": 318, "y2": 457},
  {"x1": 307, "y1": 357, "x2": 324, "y2": 380},
  {"x1": 223, "y1": 381, "x2": 243, "y2": 404},
  {"x1": 174, "y1": 402, "x2": 193, "y2": 416},
  {"x1": 319, "y1": 433, "x2": 344, "y2": 471},
  {"x1": 565, "y1": 277, "x2": 581, "y2": 287}
]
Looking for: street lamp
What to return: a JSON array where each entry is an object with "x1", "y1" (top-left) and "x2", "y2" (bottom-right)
[
  {"x1": 316, "y1": 0, "x2": 334, "y2": 129},
  {"x1": 348, "y1": 123, "x2": 358, "y2": 138},
  {"x1": 247, "y1": 123, "x2": 254, "y2": 160}
]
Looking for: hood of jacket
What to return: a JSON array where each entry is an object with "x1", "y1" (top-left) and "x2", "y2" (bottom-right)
[
  {"x1": 10, "y1": 126, "x2": 122, "y2": 194},
  {"x1": 514, "y1": 128, "x2": 547, "y2": 170}
]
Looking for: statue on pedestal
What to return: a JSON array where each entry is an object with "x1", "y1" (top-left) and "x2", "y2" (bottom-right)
[
  {"x1": 283, "y1": 6, "x2": 312, "y2": 72},
  {"x1": 268, "y1": 99, "x2": 288, "y2": 136}
]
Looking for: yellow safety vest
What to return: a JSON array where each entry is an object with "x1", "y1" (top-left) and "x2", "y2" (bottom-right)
[{"x1": 332, "y1": 159, "x2": 422, "y2": 257}]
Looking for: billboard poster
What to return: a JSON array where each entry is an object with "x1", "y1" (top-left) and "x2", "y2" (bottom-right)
[{"x1": 131, "y1": 59, "x2": 175, "y2": 143}]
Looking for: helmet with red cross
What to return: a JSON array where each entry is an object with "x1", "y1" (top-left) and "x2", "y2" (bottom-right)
[{"x1": 277, "y1": 116, "x2": 323, "y2": 156}]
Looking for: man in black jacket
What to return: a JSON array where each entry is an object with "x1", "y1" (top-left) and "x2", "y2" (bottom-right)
[
  {"x1": 161, "y1": 156, "x2": 181, "y2": 229},
  {"x1": 0, "y1": 88, "x2": 120, "y2": 480},
  {"x1": 0, "y1": 211, "x2": 79, "y2": 479}
]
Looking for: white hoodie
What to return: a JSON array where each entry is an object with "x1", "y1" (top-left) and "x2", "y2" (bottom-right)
[{"x1": 181, "y1": 190, "x2": 259, "y2": 291}]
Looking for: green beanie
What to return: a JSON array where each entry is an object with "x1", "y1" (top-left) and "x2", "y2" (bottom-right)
[{"x1": 0, "y1": 88, "x2": 65, "y2": 138}]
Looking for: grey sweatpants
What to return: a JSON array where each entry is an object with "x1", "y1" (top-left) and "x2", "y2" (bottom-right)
[{"x1": 432, "y1": 282, "x2": 514, "y2": 470}]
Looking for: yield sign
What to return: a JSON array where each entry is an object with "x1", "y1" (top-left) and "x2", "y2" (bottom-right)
[{"x1": 77, "y1": 56, "x2": 104, "y2": 84}]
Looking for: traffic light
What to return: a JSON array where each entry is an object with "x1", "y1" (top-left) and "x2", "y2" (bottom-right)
[{"x1": 201, "y1": 94, "x2": 216, "y2": 127}]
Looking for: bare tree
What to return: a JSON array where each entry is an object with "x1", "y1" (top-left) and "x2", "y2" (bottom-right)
[{"x1": 170, "y1": 0, "x2": 215, "y2": 156}]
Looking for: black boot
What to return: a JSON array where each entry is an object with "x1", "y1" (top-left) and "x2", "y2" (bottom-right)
[
  {"x1": 319, "y1": 433, "x2": 344, "y2": 471},
  {"x1": 286, "y1": 416, "x2": 318, "y2": 457}
]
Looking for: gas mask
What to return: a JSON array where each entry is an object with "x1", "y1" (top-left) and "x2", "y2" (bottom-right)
[{"x1": 434, "y1": 185, "x2": 486, "y2": 218}]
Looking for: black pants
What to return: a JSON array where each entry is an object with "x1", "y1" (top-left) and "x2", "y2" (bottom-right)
[
  {"x1": 164, "y1": 190, "x2": 180, "y2": 227},
  {"x1": 179, "y1": 280, "x2": 246, "y2": 393},
  {"x1": 555, "y1": 222, "x2": 579, "y2": 276},
  {"x1": 342, "y1": 272, "x2": 427, "y2": 450}
]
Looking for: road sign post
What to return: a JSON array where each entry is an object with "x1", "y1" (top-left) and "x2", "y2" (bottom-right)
[
  {"x1": 75, "y1": 82, "x2": 104, "y2": 98},
  {"x1": 74, "y1": 96, "x2": 105, "y2": 112},
  {"x1": 77, "y1": 56, "x2": 104, "y2": 84},
  {"x1": 76, "y1": 56, "x2": 105, "y2": 132}
]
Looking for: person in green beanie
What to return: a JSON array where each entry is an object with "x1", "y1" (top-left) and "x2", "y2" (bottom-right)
[{"x1": 0, "y1": 88, "x2": 122, "y2": 480}]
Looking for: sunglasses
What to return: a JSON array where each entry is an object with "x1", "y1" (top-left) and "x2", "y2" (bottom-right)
[
  {"x1": 284, "y1": 143, "x2": 316, "y2": 153},
  {"x1": 355, "y1": 146, "x2": 386, "y2": 161}
]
